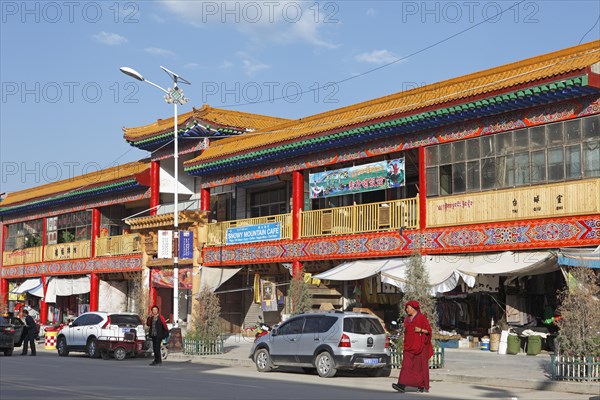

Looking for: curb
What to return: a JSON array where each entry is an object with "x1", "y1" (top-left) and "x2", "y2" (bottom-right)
[{"x1": 167, "y1": 352, "x2": 255, "y2": 368}]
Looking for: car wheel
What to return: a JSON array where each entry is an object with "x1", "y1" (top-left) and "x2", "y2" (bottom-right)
[
  {"x1": 315, "y1": 352, "x2": 337, "y2": 378},
  {"x1": 4, "y1": 347, "x2": 14, "y2": 356},
  {"x1": 87, "y1": 338, "x2": 100, "y2": 358},
  {"x1": 113, "y1": 347, "x2": 127, "y2": 361},
  {"x1": 254, "y1": 348, "x2": 272, "y2": 372},
  {"x1": 57, "y1": 337, "x2": 69, "y2": 357}
]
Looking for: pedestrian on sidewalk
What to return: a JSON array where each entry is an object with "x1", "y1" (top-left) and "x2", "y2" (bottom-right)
[
  {"x1": 392, "y1": 300, "x2": 433, "y2": 394},
  {"x1": 21, "y1": 309, "x2": 37, "y2": 356},
  {"x1": 146, "y1": 305, "x2": 168, "y2": 366}
]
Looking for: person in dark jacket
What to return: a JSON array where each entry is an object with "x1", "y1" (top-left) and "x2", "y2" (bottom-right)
[
  {"x1": 146, "y1": 305, "x2": 169, "y2": 366},
  {"x1": 21, "y1": 309, "x2": 37, "y2": 356}
]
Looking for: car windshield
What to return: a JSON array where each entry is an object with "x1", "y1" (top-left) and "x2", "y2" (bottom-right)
[
  {"x1": 343, "y1": 317, "x2": 385, "y2": 335},
  {"x1": 110, "y1": 314, "x2": 142, "y2": 327}
]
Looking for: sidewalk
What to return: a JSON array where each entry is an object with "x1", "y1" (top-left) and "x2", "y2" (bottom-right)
[{"x1": 166, "y1": 335, "x2": 599, "y2": 396}]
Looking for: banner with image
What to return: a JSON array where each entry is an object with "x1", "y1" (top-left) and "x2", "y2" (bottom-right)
[{"x1": 309, "y1": 158, "x2": 405, "y2": 199}]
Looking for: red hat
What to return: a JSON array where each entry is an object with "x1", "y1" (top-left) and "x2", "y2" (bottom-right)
[{"x1": 406, "y1": 300, "x2": 420, "y2": 310}]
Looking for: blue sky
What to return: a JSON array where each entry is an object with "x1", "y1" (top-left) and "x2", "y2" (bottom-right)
[{"x1": 1, "y1": 0, "x2": 599, "y2": 194}]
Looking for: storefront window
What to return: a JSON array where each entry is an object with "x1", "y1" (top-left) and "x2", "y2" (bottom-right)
[
  {"x1": 5, "y1": 219, "x2": 43, "y2": 251},
  {"x1": 57, "y1": 210, "x2": 92, "y2": 243},
  {"x1": 583, "y1": 140, "x2": 600, "y2": 177}
]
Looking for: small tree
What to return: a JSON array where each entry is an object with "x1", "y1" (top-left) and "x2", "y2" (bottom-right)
[
  {"x1": 556, "y1": 267, "x2": 600, "y2": 357},
  {"x1": 400, "y1": 253, "x2": 439, "y2": 335},
  {"x1": 188, "y1": 287, "x2": 221, "y2": 341},
  {"x1": 290, "y1": 273, "x2": 312, "y2": 315}
]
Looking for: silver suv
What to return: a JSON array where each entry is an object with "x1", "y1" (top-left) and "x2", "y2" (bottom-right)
[
  {"x1": 250, "y1": 311, "x2": 391, "y2": 378},
  {"x1": 56, "y1": 312, "x2": 145, "y2": 358}
]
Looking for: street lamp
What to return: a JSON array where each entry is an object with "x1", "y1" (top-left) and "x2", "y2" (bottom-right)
[{"x1": 120, "y1": 66, "x2": 190, "y2": 327}]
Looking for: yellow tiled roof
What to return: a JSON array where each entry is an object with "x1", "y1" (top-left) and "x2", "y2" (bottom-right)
[
  {"x1": 0, "y1": 160, "x2": 150, "y2": 207},
  {"x1": 187, "y1": 40, "x2": 600, "y2": 164},
  {"x1": 123, "y1": 105, "x2": 290, "y2": 141}
]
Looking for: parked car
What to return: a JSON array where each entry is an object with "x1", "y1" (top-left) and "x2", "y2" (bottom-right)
[
  {"x1": 56, "y1": 312, "x2": 145, "y2": 358},
  {"x1": 0, "y1": 316, "x2": 16, "y2": 356},
  {"x1": 250, "y1": 311, "x2": 391, "y2": 378},
  {"x1": 9, "y1": 316, "x2": 27, "y2": 347}
]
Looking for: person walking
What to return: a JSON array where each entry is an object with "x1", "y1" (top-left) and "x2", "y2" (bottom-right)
[
  {"x1": 392, "y1": 300, "x2": 433, "y2": 394},
  {"x1": 146, "y1": 305, "x2": 169, "y2": 366},
  {"x1": 21, "y1": 309, "x2": 37, "y2": 356}
]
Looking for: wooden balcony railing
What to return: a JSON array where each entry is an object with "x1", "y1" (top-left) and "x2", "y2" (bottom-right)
[
  {"x1": 45, "y1": 240, "x2": 91, "y2": 261},
  {"x1": 301, "y1": 197, "x2": 419, "y2": 238},
  {"x1": 2, "y1": 246, "x2": 43, "y2": 266},
  {"x1": 95, "y1": 234, "x2": 142, "y2": 257},
  {"x1": 207, "y1": 213, "x2": 292, "y2": 246}
]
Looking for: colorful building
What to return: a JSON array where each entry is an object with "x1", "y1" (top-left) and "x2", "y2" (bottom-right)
[{"x1": 2, "y1": 42, "x2": 599, "y2": 337}]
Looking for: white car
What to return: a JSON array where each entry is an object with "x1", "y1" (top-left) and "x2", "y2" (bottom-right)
[{"x1": 56, "y1": 312, "x2": 145, "y2": 358}]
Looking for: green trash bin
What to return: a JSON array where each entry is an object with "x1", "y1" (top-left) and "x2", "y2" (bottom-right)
[
  {"x1": 527, "y1": 335, "x2": 542, "y2": 356},
  {"x1": 507, "y1": 335, "x2": 520, "y2": 355}
]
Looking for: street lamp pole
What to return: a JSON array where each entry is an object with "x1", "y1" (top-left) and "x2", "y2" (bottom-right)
[{"x1": 120, "y1": 66, "x2": 190, "y2": 327}]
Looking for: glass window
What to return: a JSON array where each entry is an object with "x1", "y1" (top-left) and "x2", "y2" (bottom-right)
[
  {"x1": 279, "y1": 317, "x2": 304, "y2": 336},
  {"x1": 547, "y1": 147, "x2": 564, "y2": 181},
  {"x1": 496, "y1": 155, "x2": 514, "y2": 188},
  {"x1": 439, "y1": 143, "x2": 452, "y2": 165},
  {"x1": 343, "y1": 317, "x2": 384, "y2": 334},
  {"x1": 466, "y1": 161, "x2": 480, "y2": 191},
  {"x1": 583, "y1": 115, "x2": 600, "y2": 140},
  {"x1": 481, "y1": 158, "x2": 496, "y2": 190},
  {"x1": 466, "y1": 138, "x2": 480, "y2": 160},
  {"x1": 452, "y1": 141, "x2": 465, "y2": 162},
  {"x1": 87, "y1": 314, "x2": 103, "y2": 326},
  {"x1": 302, "y1": 316, "x2": 321, "y2": 334},
  {"x1": 515, "y1": 152, "x2": 530, "y2": 186},
  {"x1": 583, "y1": 140, "x2": 600, "y2": 177},
  {"x1": 530, "y1": 126, "x2": 546, "y2": 149},
  {"x1": 426, "y1": 167, "x2": 438, "y2": 196},
  {"x1": 481, "y1": 136, "x2": 494, "y2": 157},
  {"x1": 566, "y1": 144, "x2": 582, "y2": 179},
  {"x1": 546, "y1": 122, "x2": 563, "y2": 146},
  {"x1": 530, "y1": 150, "x2": 546, "y2": 183},
  {"x1": 495, "y1": 131, "x2": 513, "y2": 156},
  {"x1": 565, "y1": 119, "x2": 581, "y2": 141},
  {"x1": 425, "y1": 146, "x2": 438, "y2": 166},
  {"x1": 514, "y1": 129, "x2": 528, "y2": 150},
  {"x1": 452, "y1": 162, "x2": 466, "y2": 193},
  {"x1": 439, "y1": 165, "x2": 453, "y2": 195}
]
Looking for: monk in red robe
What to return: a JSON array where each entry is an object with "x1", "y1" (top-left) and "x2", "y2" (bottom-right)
[{"x1": 392, "y1": 300, "x2": 434, "y2": 394}]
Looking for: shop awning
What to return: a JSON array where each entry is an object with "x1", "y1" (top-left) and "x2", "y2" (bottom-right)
[
  {"x1": 315, "y1": 251, "x2": 557, "y2": 295},
  {"x1": 313, "y1": 259, "x2": 405, "y2": 281},
  {"x1": 197, "y1": 266, "x2": 241, "y2": 294},
  {"x1": 11, "y1": 278, "x2": 44, "y2": 297},
  {"x1": 45, "y1": 276, "x2": 91, "y2": 303},
  {"x1": 558, "y1": 246, "x2": 600, "y2": 269}
]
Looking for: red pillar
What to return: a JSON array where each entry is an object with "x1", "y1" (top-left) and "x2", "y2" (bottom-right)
[
  {"x1": 150, "y1": 160, "x2": 160, "y2": 216},
  {"x1": 0, "y1": 224, "x2": 7, "y2": 312},
  {"x1": 41, "y1": 217, "x2": 47, "y2": 262},
  {"x1": 40, "y1": 276, "x2": 48, "y2": 324},
  {"x1": 91, "y1": 208, "x2": 100, "y2": 258},
  {"x1": 418, "y1": 146, "x2": 427, "y2": 230},
  {"x1": 149, "y1": 269, "x2": 157, "y2": 309},
  {"x1": 292, "y1": 170, "x2": 304, "y2": 278},
  {"x1": 0, "y1": 278, "x2": 8, "y2": 314},
  {"x1": 89, "y1": 273, "x2": 99, "y2": 312},
  {"x1": 201, "y1": 187, "x2": 210, "y2": 212}
]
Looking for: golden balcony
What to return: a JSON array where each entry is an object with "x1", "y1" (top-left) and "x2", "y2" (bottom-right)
[
  {"x1": 2, "y1": 246, "x2": 43, "y2": 266},
  {"x1": 45, "y1": 240, "x2": 91, "y2": 261},
  {"x1": 95, "y1": 234, "x2": 142, "y2": 257}
]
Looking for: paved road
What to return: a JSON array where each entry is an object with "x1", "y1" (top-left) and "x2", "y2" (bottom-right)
[{"x1": 0, "y1": 352, "x2": 597, "y2": 400}]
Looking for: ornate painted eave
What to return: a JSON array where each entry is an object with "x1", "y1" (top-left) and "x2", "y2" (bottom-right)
[
  {"x1": 185, "y1": 76, "x2": 598, "y2": 176},
  {"x1": 122, "y1": 105, "x2": 290, "y2": 152},
  {"x1": 0, "y1": 178, "x2": 145, "y2": 217},
  {"x1": 125, "y1": 210, "x2": 208, "y2": 230}
]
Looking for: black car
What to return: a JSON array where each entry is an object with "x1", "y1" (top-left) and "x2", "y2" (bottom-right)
[{"x1": 0, "y1": 316, "x2": 16, "y2": 356}]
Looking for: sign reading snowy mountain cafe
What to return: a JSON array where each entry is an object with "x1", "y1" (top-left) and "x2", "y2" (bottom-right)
[
  {"x1": 226, "y1": 222, "x2": 282, "y2": 245},
  {"x1": 309, "y1": 158, "x2": 405, "y2": 199}
]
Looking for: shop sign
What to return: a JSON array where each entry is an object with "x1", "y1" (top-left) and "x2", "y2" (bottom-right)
[
  {"x1": 157, "y1": 230, "x2": 173, "y2": 259},
  {"x1": 226, "y1": 222, "x2": 281, "y2": 245},
  {"x1": 309, "y1": 158, "x2": 405, "y2": 199},
  {"x1": 179, "y1": 231, "x2": 193, "y2": 259}
]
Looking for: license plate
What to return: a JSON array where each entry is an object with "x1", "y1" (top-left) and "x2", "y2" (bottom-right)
[{"x1": 363, "y1": 358, "x2": 379, "y2": 365}]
